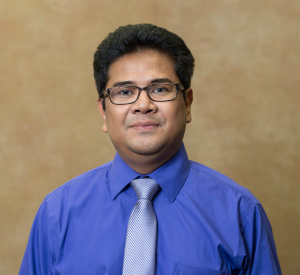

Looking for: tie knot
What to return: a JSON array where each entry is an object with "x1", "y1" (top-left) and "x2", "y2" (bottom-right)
[{"x1": 130, "y1": 178, "x2": 160, "y2": 200}]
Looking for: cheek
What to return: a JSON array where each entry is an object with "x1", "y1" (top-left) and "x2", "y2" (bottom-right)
[
  {"x1": 105, "y1": 107, "x2": 128, "y2": 131},
  {"x1": 162, "y1": 103, "x2": 186, "y2": 124}
]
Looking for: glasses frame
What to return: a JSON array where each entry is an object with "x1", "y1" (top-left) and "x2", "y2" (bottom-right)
[{"x1": 102, "y1": 83, "x2": 185, "y2": 105}]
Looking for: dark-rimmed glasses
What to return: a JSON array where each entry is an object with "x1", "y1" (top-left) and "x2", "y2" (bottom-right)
[{"x1": 102, "y1": 83, "x2": 184, "y2": 105}]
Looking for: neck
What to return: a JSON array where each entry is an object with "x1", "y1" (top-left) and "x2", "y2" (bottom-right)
[{"x1": 117, "y1": 145, "x2": 181, "y2": 175}]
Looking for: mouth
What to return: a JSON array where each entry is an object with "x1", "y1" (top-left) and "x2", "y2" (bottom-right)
[{"x1": 130, "y1": 121, "x2": 160, "y2": 131}]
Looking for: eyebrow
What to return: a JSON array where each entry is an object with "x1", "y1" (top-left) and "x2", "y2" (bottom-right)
[
  {"x1": 111, "y1": 78, "x2": 174, "y2": 87},
  {"x1": 112, "y1": 81, "x2": 134, "y2": 87},
  {"x1": 150, "y1": 78, "x2": 173, "y2": 84}
]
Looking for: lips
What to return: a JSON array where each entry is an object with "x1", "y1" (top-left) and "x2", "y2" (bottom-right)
[{"x1": 130, "y1": 120, "x2": 160, "y2": 131}]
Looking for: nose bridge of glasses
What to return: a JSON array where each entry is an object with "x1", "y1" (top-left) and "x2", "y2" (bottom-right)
[{"x1": 135, "y1": 86, "x2": 152, "y2": 102}]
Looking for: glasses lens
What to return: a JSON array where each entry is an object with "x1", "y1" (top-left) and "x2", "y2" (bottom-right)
[
  {"x1": 149, "y1": 84, "x2": 177, "y2": 101},
  {"x1": 109, "y1": 86, "x2": 139, "y2": 104}
]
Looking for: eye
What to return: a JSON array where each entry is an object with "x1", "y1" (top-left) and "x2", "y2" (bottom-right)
[
  {"x1": 112, "y1": 87, "x2": 136, "y2": 97},
  {"x1": 153, "y1": 86, "x2": 169, "y2": 93},
  {"x1": 117, "y1": 89, "x2": 132, "y2": 96},
  {"x1": 155, "y1": 87, "x2": 166, "y2": 93}
]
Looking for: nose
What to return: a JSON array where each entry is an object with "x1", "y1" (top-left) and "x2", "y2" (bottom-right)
[{"x1": 130, "y1": 90, "x2": 158, "y2": 114}]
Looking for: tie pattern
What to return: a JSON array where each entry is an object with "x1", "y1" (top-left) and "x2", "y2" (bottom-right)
[{"x1": 122, "y1": 178, "x2": 160, "y2": 275}]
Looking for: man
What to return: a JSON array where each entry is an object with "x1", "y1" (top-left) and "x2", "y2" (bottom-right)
[{"x1": 19, "y1": 24, "x2": 282, "y2": 274}]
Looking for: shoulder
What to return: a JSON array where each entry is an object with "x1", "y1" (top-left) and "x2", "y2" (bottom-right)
[
  {"x1": 186, "y1": 161, "x2": 261, "y2": 220},
  {"x1": 189, "y1": 161, "x2": 260, "y2": 204},
  {"x1": 44, "y1": 161, "x2": 113, "y2": 205}
]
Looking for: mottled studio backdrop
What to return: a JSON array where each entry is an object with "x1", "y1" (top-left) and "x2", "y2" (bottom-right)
[{"x1": 0, "y1": 0, "x2": 299, "y2": 274}]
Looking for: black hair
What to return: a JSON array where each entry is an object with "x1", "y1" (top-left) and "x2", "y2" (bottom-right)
[{"x1": 93, "y1": 23, "x2": 194, "y2": 110}]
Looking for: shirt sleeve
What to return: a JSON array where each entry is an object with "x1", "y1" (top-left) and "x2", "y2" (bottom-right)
[
  {"x1": 240, "y1": 204, "x2": 282, "y2": 275},
  {"x1": 19, "y1": 198, "x2": 54, "y2": 275}
]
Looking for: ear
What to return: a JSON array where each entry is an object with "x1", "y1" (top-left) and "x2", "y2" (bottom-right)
[
  {"x1": 184, "y1": 88, "x2": 193, "y2": 123},
  {"x1": 98, "y1": 98, "x2": 108, "y2": 133}
]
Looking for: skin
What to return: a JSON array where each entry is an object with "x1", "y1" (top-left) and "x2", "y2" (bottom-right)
[{"x1": 98, "y1": 50, "x2": 193, "y2": 174}]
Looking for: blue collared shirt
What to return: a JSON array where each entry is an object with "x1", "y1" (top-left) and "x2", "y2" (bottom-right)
[{"x1": 19, "y1": 144, "x2": 282, "y2": 275}]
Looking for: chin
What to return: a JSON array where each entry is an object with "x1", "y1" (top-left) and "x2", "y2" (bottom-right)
[{"x1": 127, "y1": 141, "x2": 165, "y2": 156}]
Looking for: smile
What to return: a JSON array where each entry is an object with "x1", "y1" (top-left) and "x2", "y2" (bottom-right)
[{"x1": 130, "y1": 121, "x2": 160, "y2": 131}]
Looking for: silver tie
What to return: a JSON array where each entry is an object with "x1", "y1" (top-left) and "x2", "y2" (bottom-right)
[{"x1": 122, "y1": 178, "x2": 160, "y2": 275}]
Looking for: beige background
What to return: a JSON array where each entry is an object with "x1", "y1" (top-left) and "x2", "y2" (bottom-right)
[{"x1": 1, "y1": 0, "x2": 299, "y2": 274}]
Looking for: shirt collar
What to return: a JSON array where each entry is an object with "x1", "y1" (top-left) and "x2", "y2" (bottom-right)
[{"x1": 109, "y1": 143, "x2": 191, "y2": 202}]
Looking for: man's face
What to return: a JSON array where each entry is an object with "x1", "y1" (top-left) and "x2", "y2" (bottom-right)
[{"x1": 98, "y1": 50, "x2": 193, "y2": 169}]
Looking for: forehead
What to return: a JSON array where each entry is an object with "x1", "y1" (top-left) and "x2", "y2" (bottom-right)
[{"x1": 106, "y1": 50, "x2": 179, "y2": 87}]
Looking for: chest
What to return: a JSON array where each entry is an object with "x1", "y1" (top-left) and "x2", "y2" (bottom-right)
[{"x1": 51, "y1": 197, "x2": 243, "y2": 275}]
